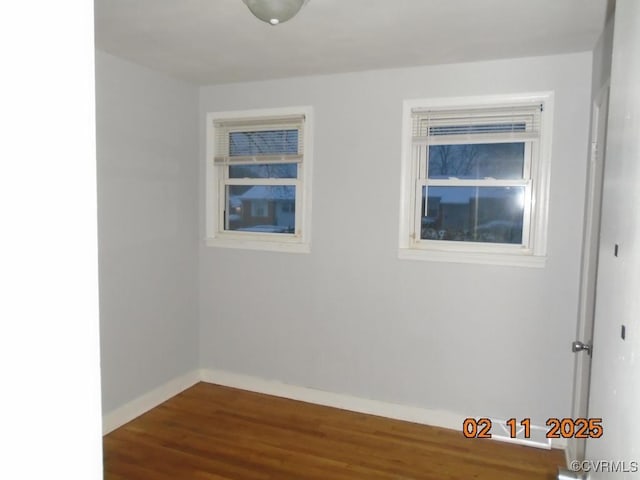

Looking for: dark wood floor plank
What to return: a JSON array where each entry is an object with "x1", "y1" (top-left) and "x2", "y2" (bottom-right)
[{"x1": 104, "y1": 382, "x2": 565, "y2": 480}]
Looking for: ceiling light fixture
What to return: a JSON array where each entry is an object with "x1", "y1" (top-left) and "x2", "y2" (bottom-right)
[{"x1": 242, "y1": 0, "x2": 308, "y2": 26}]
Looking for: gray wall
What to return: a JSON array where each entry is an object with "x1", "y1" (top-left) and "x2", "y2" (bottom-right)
[
  {"x1": 198, "y1": 52, "x2": 593, "y2": 426},
  {"x1": 96, "y1": 51, "x2": 199, "y2": 413},
  {"x1": 592, "y1": 14, "x2": 615, "y2": 100}
]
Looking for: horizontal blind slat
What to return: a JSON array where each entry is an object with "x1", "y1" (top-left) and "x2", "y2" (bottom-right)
[
  {"x1": 413, "y1": 131, "x2": 539, "y2": 145},
  {"x1": 214, "y1": 114, "x2": 304, "y2": 129},
  {"x1": 214, "y1": 154, "x2": 303, "y2": 165}
]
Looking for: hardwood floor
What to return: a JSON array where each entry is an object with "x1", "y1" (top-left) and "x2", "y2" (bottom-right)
[{"x1": 103, "y1": 382, "x2": 565, "y2": 480}]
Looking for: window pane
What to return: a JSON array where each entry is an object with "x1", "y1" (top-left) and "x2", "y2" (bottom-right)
[
  {"x1": 428, "y1": 143, "x2": 525, "y2": 179},
  {"x1": 225, "y1": 185, "x2": 296, "y2": 234},
  {"x1": 421, "y1": 186, "x2": 525, "y2": 244},
  {"x1": 230, "y1": 129, "x2": 298, "y2": 156},
  {"x1": 229, "y1": 163, "x2": 297, "y2": 179}
]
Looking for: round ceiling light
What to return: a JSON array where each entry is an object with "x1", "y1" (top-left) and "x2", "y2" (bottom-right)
[{"x1": 242, "y1": 0, "x2": 308, "y2": 26}]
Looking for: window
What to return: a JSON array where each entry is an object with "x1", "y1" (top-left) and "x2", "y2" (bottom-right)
[
  {"x1": 399, "y1": 93, "x2": 553, "y2": 267},
  {"x1": 206, "y1": 107, "x2": 313, "y2": 252}
]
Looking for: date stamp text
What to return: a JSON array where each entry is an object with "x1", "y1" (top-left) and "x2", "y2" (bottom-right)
[{"x1": 462, "y1": 417, "x2": 604, "y2": 439}]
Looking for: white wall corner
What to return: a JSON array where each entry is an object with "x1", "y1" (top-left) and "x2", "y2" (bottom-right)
[
  {"x1": 102, "y1": 370, "x2": 201, "y2": 435},
  {"x1": 562, "y1": 438, "x2": 575, "y2": 467}
]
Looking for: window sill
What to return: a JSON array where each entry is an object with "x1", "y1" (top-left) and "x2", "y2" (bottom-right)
[
  {"x1": 206, "y1": 236, "x2": 310, "y2": 254},
  {"x1": 398, "y1": 247, "x2": 546, "y2": 268}
]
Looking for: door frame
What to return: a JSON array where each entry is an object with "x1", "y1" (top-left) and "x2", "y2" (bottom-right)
[{"x1": 567, "y1": 82, "x2": 610, "y2": 464}]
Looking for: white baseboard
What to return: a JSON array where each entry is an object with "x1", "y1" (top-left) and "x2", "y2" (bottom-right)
[
  {"x1": 199, "y1": 369, "x2": 465, "y2": 437},
  {"x1": 103, "y1": 367, "x2": 566, "y2": 454},
  {"x1": 102, "y1": 370, "x2": 200, "y2": 435},
  {"x1": 200, "y1": 369, "x2": 564, "y2": 452}
]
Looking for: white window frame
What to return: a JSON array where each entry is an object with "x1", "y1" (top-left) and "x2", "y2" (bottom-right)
[
  {"x1": 398, "y1": 92, "x2": 554, "y2": 267},
  {"x1": 206, "y1": 106, "x2": 313, "y2": 253}
]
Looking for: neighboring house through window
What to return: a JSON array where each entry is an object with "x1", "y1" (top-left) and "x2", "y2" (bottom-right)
[
  {"x1": 399, "y1": 93, "x2": 554, "y2": 266},
  {"x1": 206, "y1": 106, "x2": 313, "y2": 252}
]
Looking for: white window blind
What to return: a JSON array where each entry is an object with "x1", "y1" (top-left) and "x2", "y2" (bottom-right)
[
  {"x1": 412, "y1": 104, "x2": 542, "y2": 145},
  {"x1": 214, "y1": 114, "x2": 305, "y2": 165}
]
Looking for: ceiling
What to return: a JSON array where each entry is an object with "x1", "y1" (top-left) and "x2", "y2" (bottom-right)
[{"x1": 94, "y1": 0, "x2": 609, "y2": 85}]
